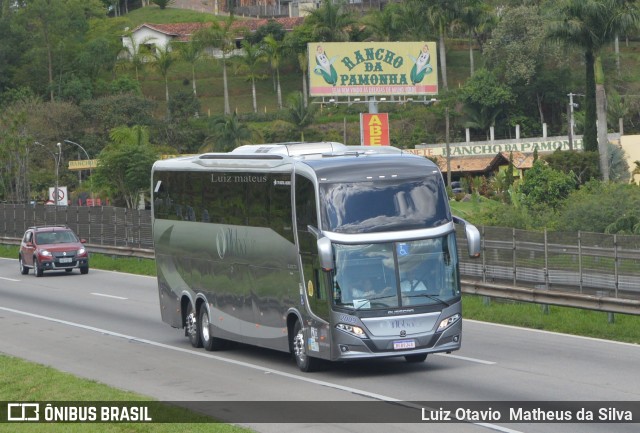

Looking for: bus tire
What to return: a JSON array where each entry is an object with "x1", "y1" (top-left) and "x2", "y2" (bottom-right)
[
  {"x1": 405, "y1": 353, "x2": 428, "y2": 363},
  {"x1": 199, "y1": 307, "x2": 225, "y2": 351},
  {"x1": 186, "y1": 302, "x2": 202, "y2": 348},
  {"x1": 292, "y1": 320, "x2": 322, "y2": 372}
]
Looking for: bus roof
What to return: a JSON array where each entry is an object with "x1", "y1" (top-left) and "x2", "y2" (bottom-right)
[{"x1": 152, "y1": 142, "x2": 439, "y2": 177}]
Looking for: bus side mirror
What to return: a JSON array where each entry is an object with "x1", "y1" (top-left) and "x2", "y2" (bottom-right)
[
  {"x1": 317, "y1": 237, "x2": 334, "y2": 271},
  {"x1": 453, "y1": 216, "x2": 481, "y2": 258}
]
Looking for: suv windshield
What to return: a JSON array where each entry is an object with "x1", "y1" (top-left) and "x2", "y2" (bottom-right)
[{"x1": 332, "y1": 233, "x2": 460, "y2": 310}]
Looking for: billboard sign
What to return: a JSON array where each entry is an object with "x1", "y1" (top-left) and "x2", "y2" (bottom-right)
[
  {"x1": 308, "y1": 42, "x2": 438, "y2": 97},
  {"x1": 360, "y1": 113, "x2": 390, "y2": 146}
]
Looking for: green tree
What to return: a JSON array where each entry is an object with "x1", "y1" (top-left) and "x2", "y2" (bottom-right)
[
  {"x1": 305, "y1": 0, "x2": 355, "y2": 42},
  {"x1": 284, "y1": 25, "x2": 315, "y2": 108},
  {"x1": 555, "y1": 180, "x2": 640, "y2": 233},
  {"x1": 287, "y1": 92, "x2": 317, "y2": 141},
  {"x1": 632, "y1": 160, "x2": 640, "y2": 184},
  {"x1": 546, "y1": 0, "x2": 640, "y2": 180},
  {"x1": 520, "y1": 160, "x2": 577, "y2": 211},
  {"x1": 15, "y1": 0, "x2": 104, "y2": 102},
  {"x1": 195, "y1": 16, "x2": 238, "y2": 116},
  {"x1": 152, "y1": 0, "x2": 175, "y2": 9},
  {"x1": 93, "y1": 125, "x2": 158, "y2": 208},
  {"x1": 262, "y1": 35, "x2": 285, "y2": 110},
  {"x1": 234, "y1": 40, "x2": 266, "y2": 114},
  {"x1": 151, "y1": 44, "x2": 176, "y2": 116},
  {"x1": 118, "y1": 33, "x2": 152, "y2": 82},
  {"x1": 176, "y1": 39, "x2": 204, "y2": 97},
  {"x1": 361, "y1": 1, "x2": 403, "y2": 42},
  {"x1": 543, "y1": 150, "x2": 600, "y2": 186},
  {"x1": 203, "y1": 112, "x2": 256, "y2": 152},
  {"x1": 459, "y1": 69, "x2": 515, "y2": 139},
  {"x1": 456, "y1": 0, "x2": 495, "y2": 76}
]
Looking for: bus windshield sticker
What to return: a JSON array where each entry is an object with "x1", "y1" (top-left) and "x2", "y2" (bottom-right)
[{"x1": 397, "y1": 243, "x2": 409, "y2": 256}]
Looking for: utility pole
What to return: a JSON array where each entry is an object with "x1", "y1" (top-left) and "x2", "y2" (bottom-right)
[{"x1": 567, "y1": 93, "x2": 582, "y2": 151}]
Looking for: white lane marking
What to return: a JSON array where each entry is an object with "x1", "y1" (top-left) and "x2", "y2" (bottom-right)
[
  {"x1": 434, "y1": 352, "x2": 496, "y2": 365},
  {"x1": 0, "y1": 277, "x2": 21, "y2": 282},
  {"x1": 91, "y1": 293, "x2": 128, "y2": 300},
  {"x1": 0, "y1": 305, "x2": 520, "y2": 433}
]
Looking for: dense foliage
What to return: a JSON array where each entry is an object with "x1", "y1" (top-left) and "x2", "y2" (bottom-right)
[{"x1": 0, "y1": 0, "x2": 639, "y2": 229}]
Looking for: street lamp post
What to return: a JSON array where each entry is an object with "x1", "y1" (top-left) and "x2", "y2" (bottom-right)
[
  {"x1": 34, "y1": 141, "x2": 62, "y2": 207},
  {"x1": 63, "y1": 139, "x2": 93, "y2": 204}
]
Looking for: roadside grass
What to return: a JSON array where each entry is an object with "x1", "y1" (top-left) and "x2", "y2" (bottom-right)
[
  {"x1": 0, "y1": 355, "x2": 250, "y2": 433},
  {"x1": 463, "y1": 295, "x2": 640, "y2": 344}
]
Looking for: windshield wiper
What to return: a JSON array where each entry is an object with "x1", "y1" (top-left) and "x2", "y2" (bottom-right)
[{"x1": 404, "y1": 293, "x2": 451, "y2": 307}]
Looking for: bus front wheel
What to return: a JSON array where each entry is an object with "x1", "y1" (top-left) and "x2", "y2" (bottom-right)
[{"x1": 292, "y1": 320, "x2": 322, "y2": 372}]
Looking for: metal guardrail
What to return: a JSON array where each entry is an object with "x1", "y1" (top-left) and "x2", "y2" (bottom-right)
[
  {"x1": 461, "y1": 280, "x2": 640, "y2": 316},
  {"x1": 2, "y1": 235, "x2": 638, "y2": 316},
  {"x1": 2, "y1": 204, "x2": 639, "y2": 315}
]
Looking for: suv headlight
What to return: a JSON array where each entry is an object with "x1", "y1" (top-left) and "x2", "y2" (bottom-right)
[
  {"x1": 77, "y1": 247, "x2": 86, "y2": 256},
  {"x1": 336, "y1": 323, "x2": 367, "y2": 338},
  {"x1": 39, "y1": 249, "x2": 52, "y2": 257},
  {"x1": 437, "y1": 313, "x2": 460, "y2": 331}
]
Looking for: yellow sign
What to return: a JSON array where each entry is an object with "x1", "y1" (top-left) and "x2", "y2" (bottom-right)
[
  {"x1": 68, "y1": 160, "x2": 98, "y2": 170},
  {"x1": 308, "y1": 42, "x2": 438, "y2": 97}
]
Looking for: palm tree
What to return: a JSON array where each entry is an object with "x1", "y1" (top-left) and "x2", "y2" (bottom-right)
[
  {"x1": 426, "y1": 0, "x2": 461, "y2": 91},
  {"x1": 305, "y1": 0, "x2": 355, "y2": 42},
  {"x1": 361, "y1": 2, "x2": 402, "y2": 42},
  {"x1": 396, "y1": 0, "x2": 431, "y2": 41},
  {"x1": 284, "y1": 27, "x2": 315, "y2": 108},
  {"x1": 262, "y1": 35, "x2": 285, "y2": 110},
  {"x1": 119, "y1": 33, "x2": 152, "y2": 82},
  {"x1": 151, "y1": 44, "x2": 176, "y2": 117},
  {"x1": 195, "y1": 16, "x2": 238, "y2": 116},
  {"x1": 456, "y1": 0, "x2": 494, "y2": 76},
  {"x1": 234, "y1": 40, "x2": 267, "y2": 113},
  {"x1": 287, "y1": 92, "x2": 318, "y2": 141},
  {"x1": 546, "y1": 0, "x2": 640, "y2": 181},
  {"x1": 177, "y1": 39, "x2": 203, "y2": 97},
  {"x1": 203, "y1": 112, "x2": 256, "y2": 152}
]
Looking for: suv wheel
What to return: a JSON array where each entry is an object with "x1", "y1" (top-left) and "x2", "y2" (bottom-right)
[
  {"x1": 19, "y1": 256, "x2": 29, "y2": 275},
  {"x1": 34, "y1": 258, "x2": 44, "y2": 277}
]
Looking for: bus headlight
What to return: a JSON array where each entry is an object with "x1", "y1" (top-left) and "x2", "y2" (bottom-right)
[
  {"x1": 336, "y1": 323, "x2": 367, "y2": 338},
  {"x1": 437, "y1": 313, "x2": 460, "y2": 331}
]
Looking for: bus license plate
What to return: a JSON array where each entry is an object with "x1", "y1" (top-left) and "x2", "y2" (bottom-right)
[
  {"x1": 59, "y1": 257, "x2": 73, "y2": 263},
  {"x1": 393, "y1": 340, "x2": 415, "y2": 350}
]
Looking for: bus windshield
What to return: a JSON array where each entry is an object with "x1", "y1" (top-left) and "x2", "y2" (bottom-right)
[
  {"x1": 319, "y1": 175, "x2": 450, "y2": 234},
  {"x1": 332, "y1": 233, "x2": 460, "y2": 310}
]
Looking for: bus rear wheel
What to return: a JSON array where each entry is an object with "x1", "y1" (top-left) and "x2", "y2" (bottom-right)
[
  {"x1": 199, "y1": 307, "x2": 225, "y2": 351},
  {"x1": 292, "y1": 320, "x2": 322, "y2": 372},
  {"x1": 186, "y1": 302, "x2": 202, "y2": 348}
]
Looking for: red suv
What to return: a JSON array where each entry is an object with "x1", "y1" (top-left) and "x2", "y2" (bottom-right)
[{"x1": 19, "y1": 226, "x2": 89, "y2": 277}]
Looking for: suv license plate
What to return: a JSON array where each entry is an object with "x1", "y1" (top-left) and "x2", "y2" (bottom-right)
[
  {"x1": 59, "y1": 257, "x2": 73, "y2": 263},
  {"x1": 393, "y1": 340, "x2": 416, "y2": 350}
]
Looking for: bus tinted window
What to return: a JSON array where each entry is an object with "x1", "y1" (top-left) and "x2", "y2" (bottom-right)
[
  {"x1": 319, "y1": 175, "x2": 450, "y2": 233},
  {"x1": 152, "y1": 171, "x2": 293, "y2": 240}
]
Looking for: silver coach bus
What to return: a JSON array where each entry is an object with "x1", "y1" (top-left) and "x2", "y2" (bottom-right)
[{"x1": 151, "y1": 142, "x2": 480, "y2": 372}]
